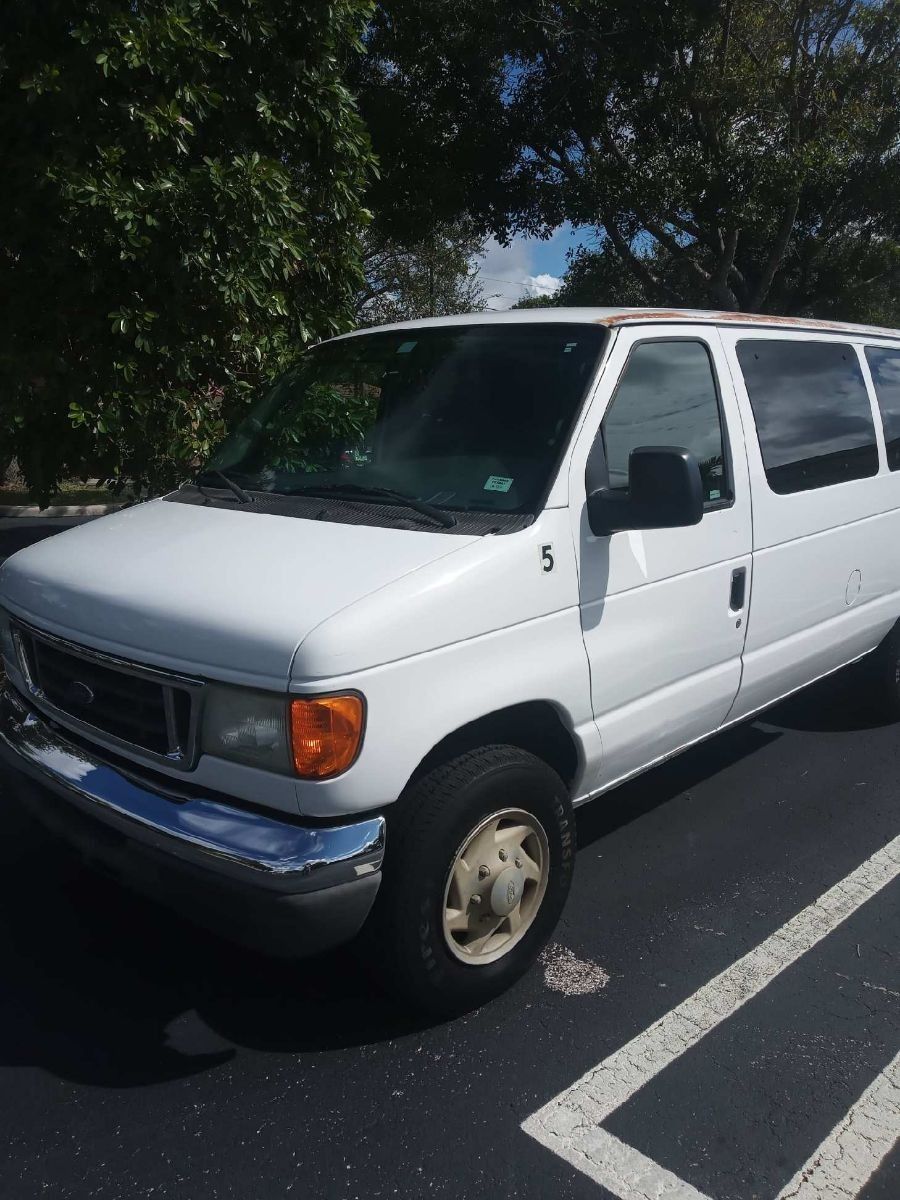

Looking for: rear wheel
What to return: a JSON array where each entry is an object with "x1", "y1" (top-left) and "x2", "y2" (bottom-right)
[{"x1": 366, "y1": 745, "x2": 575, "y2": 1015}]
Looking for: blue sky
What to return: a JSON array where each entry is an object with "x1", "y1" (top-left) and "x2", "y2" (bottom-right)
[{"x1": 474, "y1": 223, "x2": 597, "y2": 309}]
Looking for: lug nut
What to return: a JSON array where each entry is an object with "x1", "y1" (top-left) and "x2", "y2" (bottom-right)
[
  {"x1": 498, "y1": 848, "x2": 508, "y2": 862},
  {"x1": 515, "y1": 857, "x2": 523, "y2": 869},
  {"x1": 470, "y1": 893, "x2": 481, "y2": 906},
  {"x1": 478, "y1": 865, "x2": 490, "y2": 880}
]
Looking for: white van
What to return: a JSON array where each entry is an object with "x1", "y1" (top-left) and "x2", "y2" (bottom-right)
[{"x1": 2, "y1": 309, "x2": 899, "y2": 1013}]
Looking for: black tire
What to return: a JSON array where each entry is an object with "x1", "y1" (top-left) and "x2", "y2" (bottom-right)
[
  {"x1": 363, "y1": 745, "x2": 575, "y2": 1016},
  {"x1": 869, "y1": 621, "x2": 900, "y2": 720}
]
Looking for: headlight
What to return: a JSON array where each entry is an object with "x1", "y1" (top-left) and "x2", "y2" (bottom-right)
[
  {"x1": 201, "y1": 686, "x2": 292, "y2": 773},
  {"x1": 201, "y1": 686, "x2": 366, "y2": 779}
]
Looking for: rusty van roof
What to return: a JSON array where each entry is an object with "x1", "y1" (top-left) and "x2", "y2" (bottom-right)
[
  {"x1": 589, "y1": 307, "x2": 900, "y2": 338},
  {"x1": 335, "y1": 307, "x2": 900, "y2": 342}
]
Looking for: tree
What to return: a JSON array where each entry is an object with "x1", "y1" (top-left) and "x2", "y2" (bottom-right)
[
  {"x1": 512, "y1": 294, "x2": 559, "y2": 309},
  {"x1": 511, "y1": 0, "x2": 900, "y2": 316},
  {"x1": 513, "y1": 240, "x2": 651, "y2": 308},
  {"x1": 351, "y1": 2, "x2": 520, "y2": 247},
  {"x1": 0, "y1": 1, "x2": 376, "y2": 502},
  {"x1": 350, "y1": 6, "x2": 499, "y2": 326},
  {"x1": 365, "y1": 1, "x2": 900, "y2": 320},
  {"x1": 357, "y1": 219, "x2": 487, "y2": 325}
]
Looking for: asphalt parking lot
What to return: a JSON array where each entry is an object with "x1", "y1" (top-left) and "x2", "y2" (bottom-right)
[{"x1": 0, "y1": 521, "x2": 898, "y2": 1199}]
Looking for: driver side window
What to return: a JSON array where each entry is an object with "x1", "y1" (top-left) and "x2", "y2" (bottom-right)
[{"x1": 601, "y1": 339, "x2": 731, "y2": 505}]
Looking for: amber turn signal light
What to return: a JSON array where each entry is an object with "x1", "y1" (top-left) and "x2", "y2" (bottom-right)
[{"x1": 289, "y1": 694, "x2": 364, "y2": 779}]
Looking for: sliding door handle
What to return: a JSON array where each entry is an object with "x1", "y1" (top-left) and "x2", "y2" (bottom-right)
[{"x1": 729, "y1": 566, "x2": 747, "y2": 612}]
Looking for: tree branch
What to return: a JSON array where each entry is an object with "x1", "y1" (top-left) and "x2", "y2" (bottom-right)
[
  {"x1": 709, "y1": 228, "x2": 741, "y2": 310},
  {"x1": 601, "y1": 211, "x2": 683, "y2": 305},
  {"x1": 592, "y1": 116, "x2": 712, "y2": 280},
  {"x1": 529, "y1": 145, "x2": 579, "y2": 184},
  {"x1": 750, "y1": 195, "x2": 800, "y2": 309}
]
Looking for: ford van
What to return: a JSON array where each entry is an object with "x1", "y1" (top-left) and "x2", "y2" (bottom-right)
[{"x1": 2, "y1": 309, "x2": 899, "y2": 1014}]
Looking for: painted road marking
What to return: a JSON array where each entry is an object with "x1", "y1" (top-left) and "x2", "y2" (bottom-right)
[
  {"x1": 522, "y1": 832, "x2": 900, "y2": 1199},
  {"x1": 774, "y1": 1049, "x2": 899, "y2": 1200}
]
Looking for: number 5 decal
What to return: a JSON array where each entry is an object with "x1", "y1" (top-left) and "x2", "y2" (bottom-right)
[{"x1": 540, "y1": 543, "x2": 554, "y2": 573}]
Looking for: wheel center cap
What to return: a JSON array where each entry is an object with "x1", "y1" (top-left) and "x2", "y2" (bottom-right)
[{"x1": 490, "y1": 865, "x2": 525, "y2": 916}]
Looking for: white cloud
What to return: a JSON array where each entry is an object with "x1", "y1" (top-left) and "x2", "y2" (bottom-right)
[
  {"x1": 524, "y1": 272, "x2": 562, "y2": 298},
  {"x1": 474, "y1": 238, "x2": 561, "y2": 309}
]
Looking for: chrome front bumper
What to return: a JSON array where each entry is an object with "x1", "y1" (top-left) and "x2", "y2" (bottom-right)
[{"x1": 0, "y1": 682, "x2": 385, "y2": 955}]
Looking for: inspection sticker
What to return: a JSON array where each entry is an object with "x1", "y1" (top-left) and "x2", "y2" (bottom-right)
[{"x1": 483, "y1": 475, "x2": 513, "y2": 493}]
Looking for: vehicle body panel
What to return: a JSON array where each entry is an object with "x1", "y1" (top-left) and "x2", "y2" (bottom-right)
[
  {"x1": 566, "y1": 324, "x2": 753, "y2": 792},
  {"x1": 720, "y1": 330, "x2": 900, "y2": 720},
  {"x1": 0, "y1": 498, "x2": 480, "y2": 691}
]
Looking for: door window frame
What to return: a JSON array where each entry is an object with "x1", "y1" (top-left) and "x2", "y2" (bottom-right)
[
  {"x1": 862, "y1": 342, "x2": 900, "y2": 474},
  {"x1": 586, "y1": 334, "x2": 736, "y2": 515}
]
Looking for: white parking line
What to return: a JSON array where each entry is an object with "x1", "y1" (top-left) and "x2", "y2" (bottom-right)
[
  {"x1": 522, "y1": 832, "x2": 900, "y2": 1200},
  {"x1": 775, "y1": 1049, "x2": 899, "y2": 1200}
]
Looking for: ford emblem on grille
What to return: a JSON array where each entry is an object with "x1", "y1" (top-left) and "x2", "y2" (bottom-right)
[{"x1": 64, "y1": 680, "x2": 95, "y2": 708}]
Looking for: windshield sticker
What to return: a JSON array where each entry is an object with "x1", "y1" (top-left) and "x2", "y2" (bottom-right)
[
  {"x1": 484, "y1": 475, "x2": 513, "y2": 493},
  {"x1": 396, "y1": 340, "x2": 417, "y2": 354}
]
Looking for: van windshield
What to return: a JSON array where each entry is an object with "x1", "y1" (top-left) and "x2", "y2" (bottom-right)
[{"x1": 203, "y1": 324, "x2": 606, "y2": 517}]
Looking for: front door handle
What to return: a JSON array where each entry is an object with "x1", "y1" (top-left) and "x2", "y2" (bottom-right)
[{"x1": 730, "y1": 566, "x2": 747, "y2": 612}]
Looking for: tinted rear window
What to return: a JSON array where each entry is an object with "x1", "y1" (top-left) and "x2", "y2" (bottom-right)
[
  {"x1": 864, "y1": 346, "x2": 900, "y2": 471},
  {"x1": 736, "y1": 340, "x2": 878, "y2": 494}
]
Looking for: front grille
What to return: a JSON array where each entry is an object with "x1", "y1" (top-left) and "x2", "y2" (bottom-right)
[{"x1": 14, "y1": 625, "x2": 197, "y2": 763}]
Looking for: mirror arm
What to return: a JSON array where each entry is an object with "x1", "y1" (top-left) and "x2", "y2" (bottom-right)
[{"x1": 585, "y1": 434, "x2": 610, "y2": 497}]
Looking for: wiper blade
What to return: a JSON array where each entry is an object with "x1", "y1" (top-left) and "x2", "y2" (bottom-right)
[
  {"x1": 194, "y1": 469, "x2": 252, "y2": 504},
  {"x1": 281, "y1": 483, "x2": 456, "y2": 529}
]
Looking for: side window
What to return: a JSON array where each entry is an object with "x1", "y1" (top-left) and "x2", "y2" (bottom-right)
[
  {"x1": 736, "y1": 340, "x2": 878, "y2": 494},
  {"x1": 601, "y1": 340, "x2": 730, "y2": 505},
  {"x1": 865, "y1": 346, "x2": 900, "y2": 471}
]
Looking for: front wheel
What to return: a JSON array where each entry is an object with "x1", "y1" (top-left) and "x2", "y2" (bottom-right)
[{"x1": 365, "y1": 745, "x2": 575, "y2": 1016}]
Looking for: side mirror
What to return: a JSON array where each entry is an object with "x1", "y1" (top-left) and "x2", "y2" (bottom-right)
[{"x1": 587, "y1": 446, "x2": 704, "y2": 536}]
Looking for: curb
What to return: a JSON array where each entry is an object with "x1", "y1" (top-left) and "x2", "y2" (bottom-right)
[{"x1": 0, "y1": 503, "x2": 132, "y2": 518}]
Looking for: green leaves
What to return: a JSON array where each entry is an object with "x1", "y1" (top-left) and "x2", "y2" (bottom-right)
[
  {"x1": 364, "y1": 0, "x2": 900, "y2": 317},
  {"x1": 0, "y1": 0, "x2": 376, "y2": 504},
  {"x1": 358, "y1": 219, "x2": 487, "y2": 324}
]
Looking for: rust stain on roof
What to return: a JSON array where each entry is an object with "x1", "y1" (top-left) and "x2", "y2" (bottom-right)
[
  {"x1": 592, "y1": 308, "x2": 899, "y2": 338},
  {"x1": 714, "y1": 311, "x2": 852, "y2": 331},
  {"x1": 595, "y1": 310, "x2": 687, "y2": 325}
]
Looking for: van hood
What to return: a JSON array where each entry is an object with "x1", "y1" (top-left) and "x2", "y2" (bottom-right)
[{"x1": 0, "y1": 499, "x2": 478, "y2": 689}]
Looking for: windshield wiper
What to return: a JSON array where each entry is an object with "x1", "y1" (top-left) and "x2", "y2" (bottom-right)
[
  {"x1": 280, "y1": 483, "x2": 457, "y2": 529},
  {"x1": 194, "y1": 469, "x2": 252, "y2": 504}
]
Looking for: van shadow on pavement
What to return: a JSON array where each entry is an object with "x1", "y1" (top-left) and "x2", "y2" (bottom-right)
[
  {"x1": 0, "y1": 665, "x2": 875, "y2": 1090},
  {"x1": 0, "y1": 796, "x2": 434, "y2": 1085},
  {"x1": 759, "y1": 656, "x2": 896, "y2": 734},
  {"x1": 576, "y1": 659, "x2": 890, "y2": 852}
]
